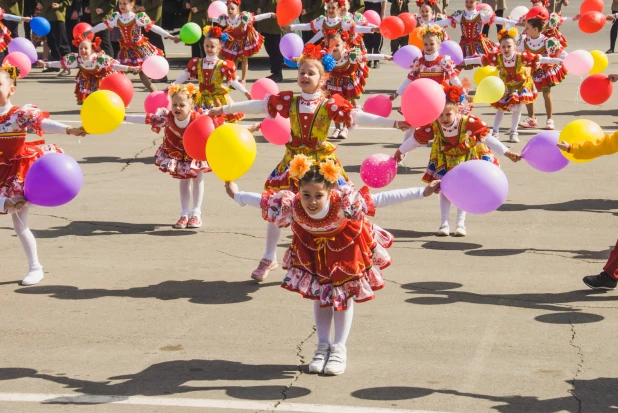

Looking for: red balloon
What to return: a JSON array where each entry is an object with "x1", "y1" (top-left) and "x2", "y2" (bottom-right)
[
  {"x1": 580, "y1": 0, "x2": 604, "y2": 14},
  {"x1": 579, "y1": 11, "x2": 606, "y2": 34},
  {"x1": 380, "y1": 16, "x2": 405, "y2": 40},
  {"x1": 580, "y1": 74, "x2": 613, "y2": 105},
  {"x1": 99, "y1": 73, "x2": 134, "y2": 107},
  {"x1": 73, "y1": 22, "x2": 94, "y2": 40},
  {"x1": 526, "y1": 5, "x2": 549, "y2": 21},
  {"x1": 398, "y1": 12, "x2": 417, "y2": 36},
  {"x1": 183, "y1": 115, "x2": 216, "y2": 161},
  {"x1": 276, "y1": 0, "x2": 302, "y2": 27}
]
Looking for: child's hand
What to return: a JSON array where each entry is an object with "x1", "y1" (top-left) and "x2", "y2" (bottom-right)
[
  {"x1": 35, "y1": 60, "x2": 47, "y2": 68},
  {"x1": 395, "y1": 120, "x2": 411, "y2": 131},
  {"x1": 95, "y1": 7, "x2": 103, "y2": 14},
  {"x1": 225, "y1": 181, "x2": 238, "y2": 199},
  {"x1": 128, "y1": 66, "x2": 140, "y2": 73},
  {"x1": 169, "y1": 35, "x2": 181, "y2": 43},
  {"x1": 5, "y1": 196, "x2": 27, "y2": 213},
  {"x1": 208, "y1": 107, "x2": 224, "y2": 117},
  {"x1": 51, "y1": 2, "x2": 60, "y2": 8},
  {"x1": 281, "y1": 24, "x2": 291, "y2": 30},
  {"x1": 301, "y1": 9, "x2": 306, "y2": 15},
  {"x1": 22, "y1": 16, "x2": 32, "y2": 22},
  {"x1": 572, "y1": 14, "x2": 580, "y2": 21},
  {"x1": 271, "y1": 13, "x2": 276, "y2": 18},
  {"x1": 244, "y1": 91, "x2": 252, "y2": 99},
  {"x1": 389, "y1": 93, "x2": 398, "y2": 101},
  {"x1": 371, "y1": 27, "x2": 380, "y2": 33},
  {"x1": 393, "y1": 149, "x2": 404, "y2": 162},
  {"x1": 82, "y1": 29, "x2": 92, "y2": 37},
  {"x1": 423, "y1": 180, "x2": 441, "y2": 197},
  {"x1": 556, "y1": 141, "x2": 571, "y2": 152},
  {"x1": 607, "y1": 14, "x2": 616, "y2": 21},
  {"x1": 67, "y1": 126, "x2": 87, "y2": 137},
  {"x1": 384, "y1": 55, "x2": 393, "y2": 61},
  {"x1": 609, "y1": 74, "x2": 618, "y2": 82},
  {"x1": 505, "y1": 151, "x2": 521, "y2": 163}
]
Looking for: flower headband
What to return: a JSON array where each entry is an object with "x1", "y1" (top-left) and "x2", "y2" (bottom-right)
[
  {"x1": 202, "y1": 25, "x2": 229, "y2": 42},
  {"x1": 72, "y1": 35, "x2": 101, "y2": 50},
  {"x1": 1, "y1": 62, "x2": 19, "y2": 80},
  {"x1": 416, "y1": 0, "x2": 436, "y2": 7},
  {"x1": 497, "y1": 27, "x2": 518, "y2": 41},
  {"x1": 323, "y1": 0, "x2": 346, "y2": 7},
  {"x1": 530, "y1": 0, "x2": 549, "y2": 6},
  {"x1": 228, "y1": 0, "x2": 240, "y2": 5},
  {"x1": 299, "y1": 44, "x2": 336, "y2": 72},
  {"x1": 417, "y1": 24, "x2": 444, "y2": 41},
  {"x1": 443, "y1": 84, "x2": 465, "y2": 104},
  {"x1": 168, "y1": 83, "x2": 201, "y2": 101},
  {"x1": 289, "y1": 154, "x2": 341, "y2": 184}
]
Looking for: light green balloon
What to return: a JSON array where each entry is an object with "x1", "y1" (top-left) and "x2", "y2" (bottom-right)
[{"x1": 180, "y1": 22, "x2": 202, "y2": 45}]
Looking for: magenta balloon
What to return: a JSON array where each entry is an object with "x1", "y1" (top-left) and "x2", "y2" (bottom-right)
[
  {"x1": 251, "y1": 78, "x2": 279, "y2": 100},
  {"x1": 24, "y1": 153, "x2": 83, "y2": 207},
  {"x1": 363, "y1": 94, "x2": 392, "y2": 117},
  {"x1": 363, "y1": 10, "x2": 381, "y2": 26},
  {"x1": 261, "y1": 114, "x2": 291, "y2": 145},
  {"x1": 521, "y1": 131, "x2": 569, "y2": 173},
  {"x1": 144, "y1": 91, "x2": 170, "y2": 113},
  {"x1": 279, "y1": 33, "x2": 304, "y2": 59},
  {"x1": 393, "y1": 45, "x2": 422, "y2": 69},
  {"x1": 401, "y1": 78, "x2": 445, "y2": 127},
  {"x1": 440, "y1": 160, "x2": 508, "y2": 214},
  {"x1": 360, "y1": 154, "x2": 398, "y2": 188},
  {"x1": 8, "y1": 38, "x2": 37, "y2": 63},
  {"x1": 439, "y1": 40, "x2": 464, "y2": 65}
]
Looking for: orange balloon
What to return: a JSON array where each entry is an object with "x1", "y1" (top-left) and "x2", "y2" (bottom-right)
[
  {"x1": 276, "y1": 0, "x2": 302, "y2": 27},
  {"x1": 408, "y1": 27, "x2": 423, "y2": 48}
]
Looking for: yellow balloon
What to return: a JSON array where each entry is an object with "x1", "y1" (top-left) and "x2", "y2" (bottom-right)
[
  {"x1": 559, "y1": 119, "x2": 604, "y2": 163},
  {"x1": 473, "y1": 76, "x2": 505, "y2": 104},
  {"x1": 206, "y1": 123, "x2": 257, "y2": 181},
  {"x1": 589, "y1": 50, "x2": 608, "y2": 75},
  {"x1": 474, "y1": 65, "x2": 498, "y2": 85},
  {"x1": 80, "y1": 90, "x2": 125, "y2": 134}
]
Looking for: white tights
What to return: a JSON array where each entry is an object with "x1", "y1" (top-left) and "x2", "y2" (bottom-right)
[
  {"x1": 12, "y1": 207, "x2": 42, "y2": 272},
  {"x1": 493, "y1": 104, "x2": 524, "y2": 135},
  {"x1": 440, "y1": 192, "x2": 466, "y2": 228},
  {"x1": 179, "y1": 171, "x2": 204, "y2": 217},
  {"x1": 314, "y1": 300, "x2": 354, "y2": 346},
  {"x1": 264, "y1": 221, "x2": 280, "y2": 261}
]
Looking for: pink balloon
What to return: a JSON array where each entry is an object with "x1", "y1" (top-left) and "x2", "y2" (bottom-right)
[
  {"x1": 363, "y1": 10, "x2": 381, "y2": 26},
  {"x1": 141, "y1": 55, "x2": 169, "y2": 80},
  {"x1": 360, "y1": 154, "x2": 398, "y2": 189},
  {"x1": 251, "y1": 78, "x2": 279, "y2": 100},
  {"x1": 563, "y1": 50, "x2": 593, "y2": 76},
  {"x1": 363, "y1": 94, "x2": 392, "y2": 117},
  {"x1": 208, "y1": 1, "x2": 227, "y2": 19},
  {"x1": 260, "y1": 114, "x2": 290, "y2": 145},
  {"x1": 3, "y1": 52, "x2": 31, "y2": 78},
  {"x1": 144, "y1": 90, "x2": 171, "y2": 113},
  {"x1": 401, "y1": 78, "x2": 446, "y2": 127}
]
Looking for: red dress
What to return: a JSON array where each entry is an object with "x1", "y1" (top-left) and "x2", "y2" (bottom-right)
[
  {"x1": 59, "y1": 52, "x2": 118, "y2": 104},
  {"x1": 518, "y1": 34, "x2": 567, "y2": 92},
  {"x1": 104, "y1": 12, "x2": 163, "y2": 66},
  {"x1": 261, "y1": 185, "x2": 393, "y2": 311},
  {"x1": 146, "y1": 109, "x2": 215, "y2": 179},
  {"x1": 0, "y1": 9, "x2": 13, "y2": 52},
  {"x1": 407, "y1": 54, "x2": 459, "y2": 87},
  {"x1": 324, "y1": 48, "x2": 370, "y2": 100},
  {"x1": 450, "y1": 9, "x2": 497, "y2": 66},
  {"x1": 217, "y1": 12, "x2": 264, "y2": 61},
  {"x1": 0, "y1": 105, "x2": 61, "y2": 210}
]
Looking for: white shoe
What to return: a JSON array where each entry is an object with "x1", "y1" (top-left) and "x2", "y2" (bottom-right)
[
  {"x1": 454, "y1": 225, "x2": 467, "y2": 237},
  {"x1": 491, "y1": 130, "x2": 499, "y2": 140},
  {"x1": 308, "y1": 343, "x2": 330, "y2": 374},
  {"x1": 22, "y1": 268, "x2": 44, "y2": 286},
  {"x1": 323, "y1": 343, "x2": 347, "y2": 375},
  {"x1": 546, "y1": 119, "x2": 555, "y2": 130},
  {"x1": 508, "y1": 132, "x2": 519, "y2": 143},
  {"x1": 437, "y1": 224, "x2": 450, "y2": 236}
]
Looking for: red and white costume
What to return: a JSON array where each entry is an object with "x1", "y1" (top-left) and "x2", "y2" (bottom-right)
[
  {"x1": 414, "y1": 13, "x2": 451, "y2": 40},
  {"x1": 517, "y1": 33, "x2": 567, "y2": 92},
  {"x1": 395, "y1": 51, "x2": 462, "y2": 96},
  {"x1": 0, "y1": 9, "x2": 21, "y2": 52},
  {"x1": 290, "y1": 14, "x2": 374, "y2": 50},
  {"x1": 326, "y1": 48, "x2": 388, "y2": 100},
  {"x1": 217, "y1": 11, "x2": 272, "y2": 60}
]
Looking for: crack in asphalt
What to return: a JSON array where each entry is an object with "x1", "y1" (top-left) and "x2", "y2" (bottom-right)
[
  {"x1": 215, "y1": 249, "x2": 258, "y2": 262},
  {"x1": 568, "y1": 319, "x2": 584, "y2": 413},
  {"x1": 120, "y1": 138, "x2": 158, "y2": 172}
]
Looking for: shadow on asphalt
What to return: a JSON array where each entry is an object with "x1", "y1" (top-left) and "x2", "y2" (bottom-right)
[
  {"x1": 352, "y1": 378, "x2": 618, "y2": 412},
  {"x1": 343, "y1": 164, "x2": 423, "y2": 175},
  {"x1": 77, "y1": 156, "x2": 154, "y2": 165},
  {"x1": 14, "y1": 280, "x2": 279, "y2": 304},
  {"x1": 28, "y1": 221, "x2": 197, "y2": 238},
  {"x1": 0, "y1": 360, "x2": 310, "y2": 402},
  {"x1": 400, "y1": 281, "x2": 615, "y2": 323},
  {"x1": 499, "y1": 199, "x2": 618, "y2": 214},
  {"x1": 465, "y1": 245, "x2": 613, "y2": 260}
]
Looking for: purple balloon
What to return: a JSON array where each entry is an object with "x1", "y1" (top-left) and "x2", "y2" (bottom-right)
[
  {"x1": 441, "y1": 160, "x2": 508, "y2": 214},
  {"x1": 8, "y1": 38, "x2": 38, "y2": 64},
  {"x1": 24, "y1": 153, "x2": 83, "y2": 207},
  {"x1": 521, "y1": 131, "x2": 569, "y2": 173},
  {"x1": 279, "y1": 33, "x2": 304, "y2": 60},
  {"x1": 439, "y1": 40, "x2": 464, "y2": 65},
  {"x1": 393, "y1": 45, "x2": 422, "y2": 69}
]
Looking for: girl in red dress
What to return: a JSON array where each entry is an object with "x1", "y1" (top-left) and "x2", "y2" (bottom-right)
[
  {"x1": 83, "y1": 0, "x2": 180, "y2": 92},
  {"x1": 226, "y1": 156, "x2": 439, "y2": 376},
  {"x1": 124, "y1": 84, "x2": 217, "y2": 229},
  {"x1": 413, "y1": 0, "x2": 451, "y2": 40},
  {"x1": 0, "y1": 64, "x2": 86, "y2": 286},
  {"x1": 37, "y1": 36, "x2": 140, "y2": 105},
  {"x1": 216, "y1": 0, "x2": 276, "y2": 83},
  {"x1": 0, "y1": 9, "x2": 30, "y2": 52}
]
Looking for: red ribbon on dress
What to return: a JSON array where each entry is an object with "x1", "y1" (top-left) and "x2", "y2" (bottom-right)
[{"x1": 289, "y1": 136, "x2": 318, "y2": 149}]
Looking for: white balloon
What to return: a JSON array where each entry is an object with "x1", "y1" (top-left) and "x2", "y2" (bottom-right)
[{"x1": 509, "y1": 6, "x2": 529, "y2": 22}]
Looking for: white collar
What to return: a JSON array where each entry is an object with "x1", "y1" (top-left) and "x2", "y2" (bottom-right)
[
  {"x1": 300, "y1": 91, "x2": 322, "y2": 101},
  {"x1": 310, "y1": 203, "x2": 330, "y2": 220},
  {"x1": 121, "y1": 11, "x2": 135, "y2": 18},
  {"x1": 424, "y1": 51, "x2": 439, "y2": 61},
  {"x1": 0, "y1": 102, "x2": 12, "y2": 115},
  {"x1": 204, "y1": 54, "x2": 217, "y2": 62},
  {"x1": 174, "y1": 116, "x2": 191, "y2": 128}
]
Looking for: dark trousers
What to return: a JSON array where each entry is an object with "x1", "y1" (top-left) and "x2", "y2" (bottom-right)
[
  {"x1": 66, "y1": 18, "x2": 79, "y2": 52},
  {"x1": 301, "y1": 30, "x2": 314, "y2": 44},
  {"x1": 610, "y1": 9, "x2": 618, "y2": 51},
  {"x1": 48, "y1": 20, "x2": 70, "y2": 61},
  {"x1": 94, "y1": 29, "x2": 114, "y2": 57},
  {"x1": 390, "y1": 35, "x2": 407, "y2": 54},
  {"x1": 24, "y1": 0, "x2": 37, "y2": 40},
  {"x1": 482, "y1": 9, "x2": 503, "y2": 36},
  {"x1": 191, "y1": 35, "x2": 204, "y2": 58},
  {"x1": 603, "y1": 239, "x2": 618, "y2": 280},
  {"x1": 263, "y1": 32, "x2": 282, "y2": 76},
  {"x1": 364, "y1": 2, "x2": 382, "y2": 56},
  {"x1": 4, "y1": 20, "x2": 18, "y2": 39},
  {"x1": 144, "y1": 30, "x2": 166, "y2": 56}
]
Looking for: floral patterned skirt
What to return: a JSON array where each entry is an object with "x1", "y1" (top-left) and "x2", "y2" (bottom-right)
[
  {"x1": 532, "y1": 63, "x2": 567, "y2": 93},
  {"x1": 422, "y1": 143, "x2": 500, "y2": 183},
  {"x1": 196, "y1": 92, "x2": 243, "y2": 123},
  {"x1": 0, "y1": 22, "x2": 11, "y2": 53},
  {"x1": 75, "y1": 69, "x2": 114, "y2": 105},
  {"x1": 281, "y1": 218, "x2": 393, "y2": 311},
  {"x1": 459, "y1": 35, "x2": 496, "y2": 69},
  {"x1": 118, "y1": 39, "x2": 163, "y2": 66},
  {"x1": 220, "y1": 26, "x2": 264, "y2": 61},
  {"x1": 154, "y1": 138, "x2": 211, "y2": 179},
  {"x1": 492, "y1": 77, "x2": 538, "y2": 112},
  {"x1": 324, "y1": 63, "x2": 370, "y2": 100}
]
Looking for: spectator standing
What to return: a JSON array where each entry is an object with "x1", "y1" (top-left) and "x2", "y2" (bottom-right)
[
  {"x1": 243, "y1": 0, "x2": 259, "y2": 14},
  {"x1": 300, "y1": 0, "x2": 321, "y2": 44},
  {"x1": 137, "y1": 0, "x2": 166, "y2": 81},
  {"x1": 187, "y1": 0, "x2": 208, "y2": 57},
  {"x1": 257, "y1": 0, "x2": 282, "y2": 82},
  {"x1": 364, "y1": 0, "x2": 384, "y2": 68},
  {"x1": 88, "y1": 0, "x2": 116, "y2": 56},
  {"x1": 609, "y1": 0, "x2": 618, "y2": 53},
  {"x1": 25, "y1": 0, "x2": 38, "y2": 40},
  {"x1": 0, "y1": 0, "x2": 21, "y2": 39},
  {"x1": 349, "y1": 0, "x2": 364, "y2": 13},
  {"x1": 547, "y1": 0, "x2": 567, "y2": 14},
  {"x1": 39, "y1": 0, "x2": 71, "y2": 74},
  {"x1": 482, "y1": 0, "x2": 505, "y2": 36},
  {"x1": 431, "y1": 0, "x2": 446, "y2": 14},
  {"x1": 66, "y1": 0, "x2": 82, "y2": 52},
  {"x1": 388, "y1": 0, "x2": 409, "y2": 54}
]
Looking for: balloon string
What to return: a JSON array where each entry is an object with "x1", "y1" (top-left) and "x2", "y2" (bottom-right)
[{"x1": 575, "y1": 76, "x2": 582, "y2": 104}]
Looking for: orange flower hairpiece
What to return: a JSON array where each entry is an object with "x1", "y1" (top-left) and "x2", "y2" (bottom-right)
[
  {"x1": 443, "y1": 84, "x2": 465, "y2": 103},
  {"x1": 168, "y1": 83, "x2": 201, "y2": 101},
  {"x1": 72, "y1": 35, "x2": 101, "y2": 50},
  {"x1": 288, "y1": 154, "x2": 342, "y2": 184},
  {"x1": 1, "y1": 62, "x2": 19, "y2": 80},
  {"x1": 497, "y1": 27, "x2": 518, "y2": 41},
  {"x1": 417, "y1": 24, "x2": 444, "y2": 41},
  {"x1": 300, "y1": 43, "x2": 323, "y2": 61},
  {"x1": 319, "y1": 158, "x2": 340, "y2": 184},
  {"x1": 289, "y1": 154, "x2": 312, "y2": 180}
]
